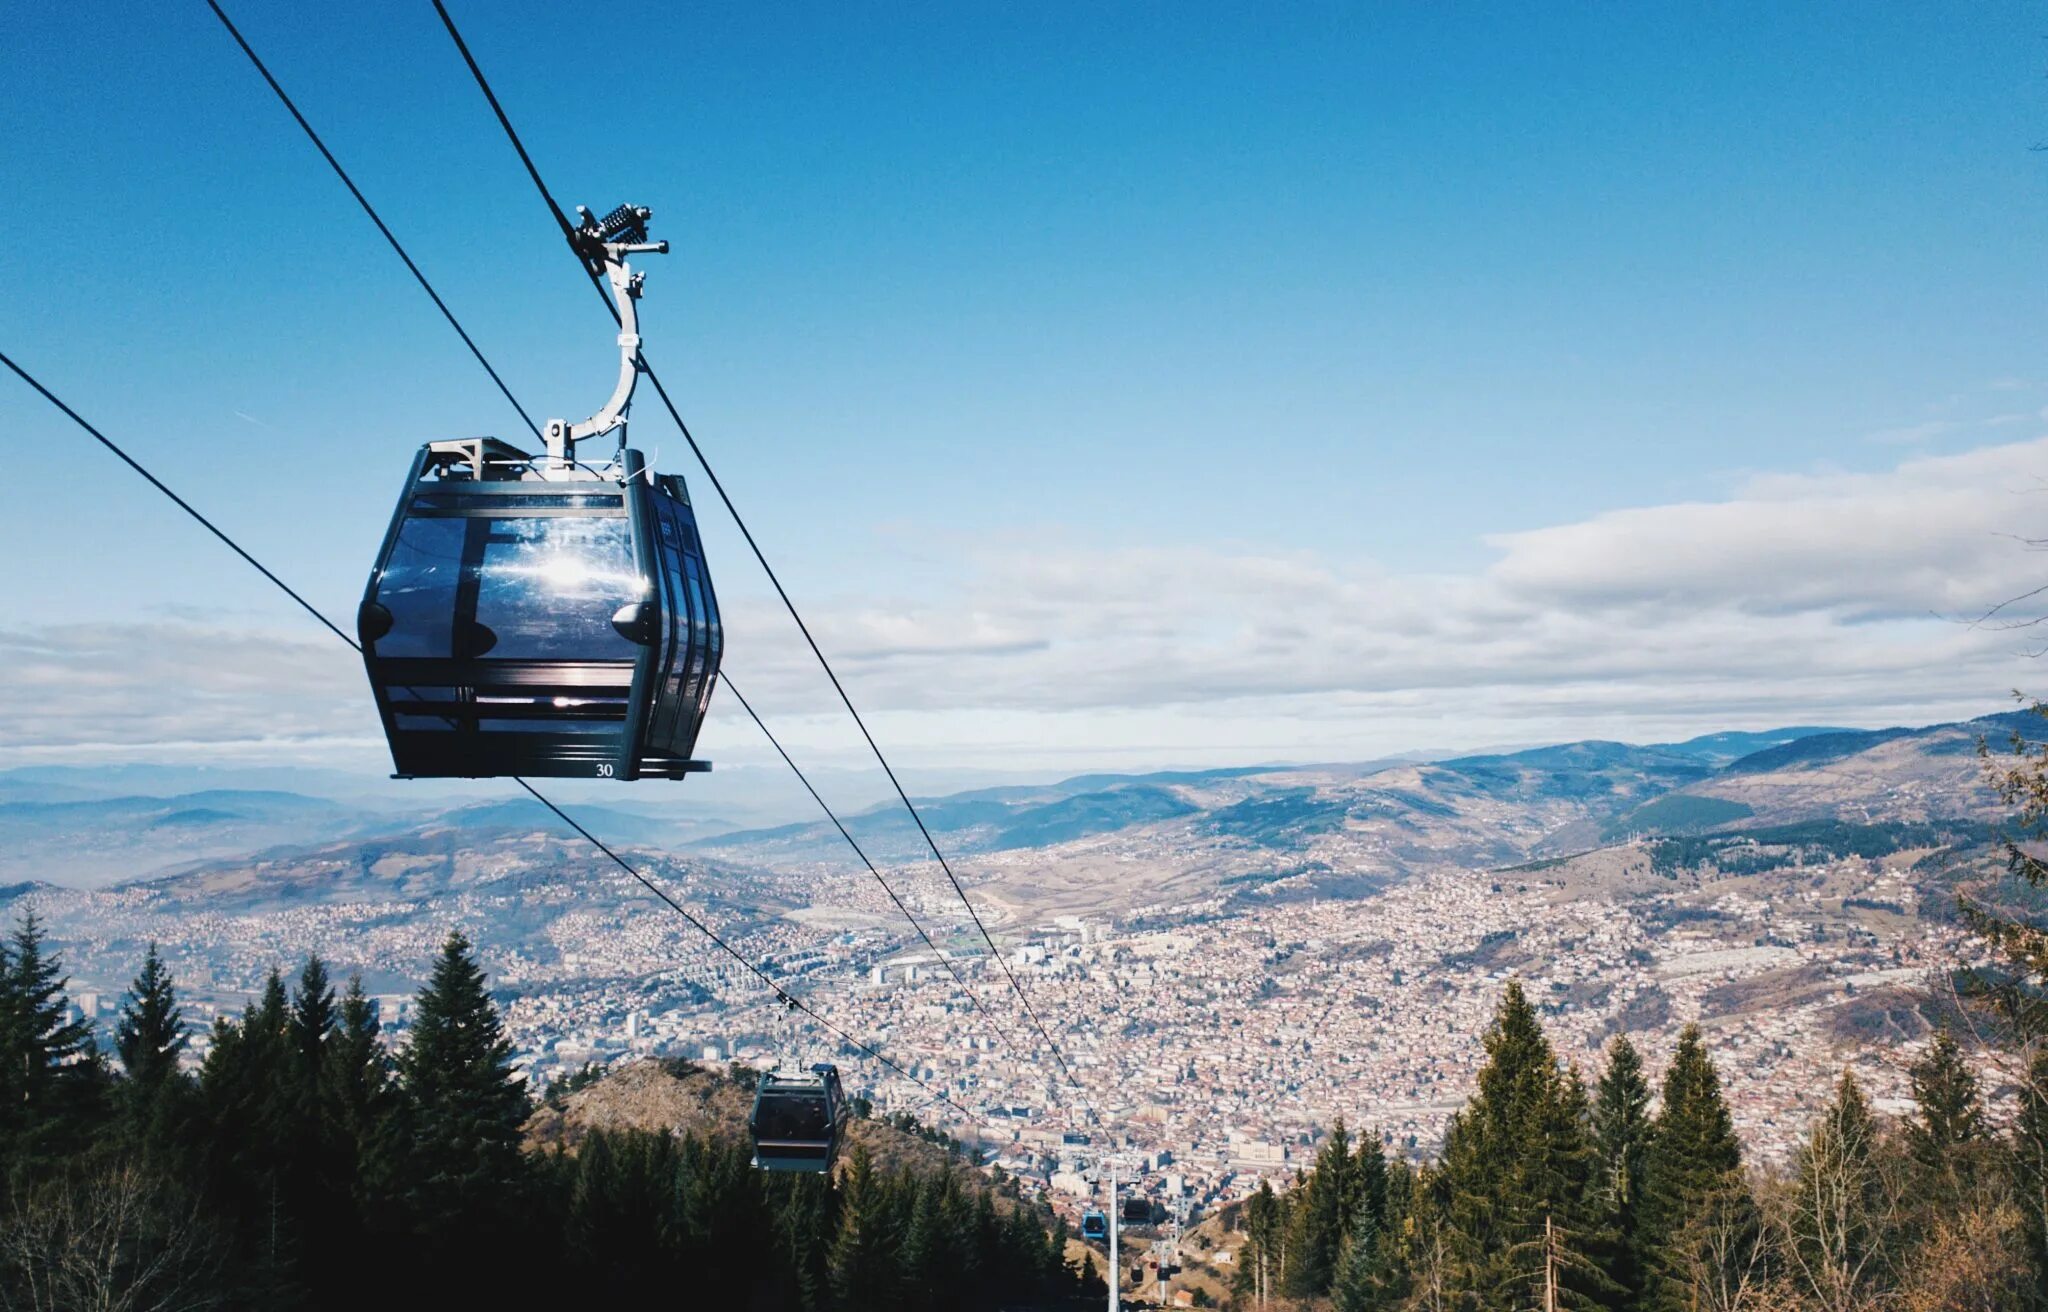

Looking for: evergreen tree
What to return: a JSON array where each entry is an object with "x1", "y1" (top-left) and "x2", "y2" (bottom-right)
[
  {"x1": 113, "y1": 941, "x2": 191, "y2": 1160},
  {"x1": 828, "y1": 1146, "x2": 900, "y2": 1311},
  {"x1": 1434, "y1": 981, "x2": 1609, "y2": 1310},
  {"x1": 774, "y1": 1171, "x2": 835, "y2": 1312},
  {"x1": 394, "y1": 932, "x2": 529, "y2": 1246},
  {"x1": 289, "y1": 956, "x2": 336, "y2": 1095},
  {"x1": 1640, "y1": 1025, "x2": 1755, "y2": 1312},
  {"x1": 0, "y1": 911, "x2": 102, "y2": 1172},
  {"x1": 1593, "y1": 1035, "x2": 1653, "y2": 1309},
  {"x1": 1542, "y1": 1062, "x2": 1623, "y2": 1310},
  {"x1": 324, "y1": 973, "x2": 391, "y2": 1160},
  {"x1": 899, "y1": 1173, "x2": 946, "y2": 1311},
  {"x1": 1285, "y1": 1119, "x2": 1354, "y2": 1297},
  {"x1": 116, "y1": 942, "x2": 186, "y2": 1092},
  {"x1": 1904, "y1": 1028, "x2": 1986, "y2": 1209},
  {"x1": 197, "y1": 968, "x2": 299, "y2": 1296},
  {"x1": 1236, "y1": 1179, "x2": 1283, "y2": 1304},
  {"x1": 1333, "y1": 1187, "x2": 1383, "y2": 1312}
]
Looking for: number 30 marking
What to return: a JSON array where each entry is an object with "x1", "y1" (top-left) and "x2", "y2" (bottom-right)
[{"x1": 596, "y1": 763, "x2": 615, "y2": 777}]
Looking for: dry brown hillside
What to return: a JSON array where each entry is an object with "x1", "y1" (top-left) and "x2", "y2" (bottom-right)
[{"x1": 523, "y1": 1059, "x2": 984, "y2": 1186}]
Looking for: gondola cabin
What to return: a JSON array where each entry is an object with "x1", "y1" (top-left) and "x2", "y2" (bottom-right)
[
  {"x1": 355, "y1": 203, "x2": 723, "y2": 781},
  {"x1": 358, "y1": 439, "x2": 721, "y2": 780},
  {"x1": 750, "y1": 1063, "x2": 845, "y2": 1173},
  {"x1": 1081, "y1": 1208, "x2": 1109, "y2": 1242}
]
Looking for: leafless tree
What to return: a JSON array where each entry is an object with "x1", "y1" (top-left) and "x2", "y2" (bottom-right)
[
  {"x1": 1768, "y1": 1106, "x2": 1905, "y2": 1312},
  {"x1": 1672, "y1": 1184, "x2": 1771, "y2": 1312},
  {"x1": 0, "y1": 1166, "x2": 224, "y2": 1312}
]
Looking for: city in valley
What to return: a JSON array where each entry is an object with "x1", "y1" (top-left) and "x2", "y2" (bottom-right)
[{"x1": 8, "y1": 708, "x2": 2012, "y2": 1223}]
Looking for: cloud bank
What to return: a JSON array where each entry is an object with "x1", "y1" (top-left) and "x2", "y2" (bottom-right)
[{"x1": 8, "y1": 437, "x2": 2047, "y2": 770}]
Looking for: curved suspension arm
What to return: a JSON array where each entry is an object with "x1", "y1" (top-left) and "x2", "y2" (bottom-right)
[
  {"x1": 565, "y1": 251, "x2": 652, "y2": 443},
  {"x1": 544, "y1": 204, "x2": 668, "y2": 468}
]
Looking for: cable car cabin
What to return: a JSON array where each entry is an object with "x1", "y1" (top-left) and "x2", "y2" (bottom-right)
[
  {"x1": 1122, "y1": 1196, "x2": 1156, "y2": 1225},
  {"x1": 1081, "y1": 1209, "x2": 1109, "y2": 1242},
  {"x1": 749, "y1": 1063, "x2": 845, "y2": 1173},
  {"x1": 357, "y1": 437, "x2": 722, "y2": 781}
]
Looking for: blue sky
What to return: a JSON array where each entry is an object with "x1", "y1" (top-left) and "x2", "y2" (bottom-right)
[{"x1": 5, "y1": 2, "x2": 2047, "y2": 789}]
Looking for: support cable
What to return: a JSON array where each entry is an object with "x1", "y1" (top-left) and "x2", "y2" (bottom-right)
[
  {"x1": 203, "y1": 0, "x2": 1025, "y2": 1072},
  {"x1": 430, "y1": 0, "x2": 1079, "y2": 1086},
  {"x1": 205, "y1": 0, "x2": 541, "y2": 439},
  {"x1": 0, "y1": 346, "x2": 971, "y2": 1121},
  {"x1": 722, "y1": 675, "x2": 1023, "y2": 1050}
]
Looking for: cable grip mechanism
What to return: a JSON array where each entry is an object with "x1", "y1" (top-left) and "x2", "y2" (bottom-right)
[{"x1": 543, "y1": 203, "x2": 669, "y2": 471}]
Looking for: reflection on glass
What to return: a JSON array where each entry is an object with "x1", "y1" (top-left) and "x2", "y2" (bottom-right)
[
  {"x1": 473, "y1": 518, "x2": 647, "y2": 660},
  {"x1": 375, "y1": 518, "x2": 465, "y2": 656}
]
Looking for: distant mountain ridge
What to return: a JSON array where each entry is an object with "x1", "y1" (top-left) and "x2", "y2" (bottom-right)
[{"x1": 0, "y1": 710, "x2": 2022, "y2": 893}]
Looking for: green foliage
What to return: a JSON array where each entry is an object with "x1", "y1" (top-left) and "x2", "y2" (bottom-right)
[
  {"x1": 1332, "y1": 1185, "x2": 1383, "y2": 1312},
  {"x1": 1282, "y1": 1120, "x2": 1354, "y2": 1297},
  {"x1": 1904, "y1": 1028, "x2": 1987, "y2": 1204},
  {"x1": 1430, "y1": 981, "x2": 1615, "y2": 1310},
  {"x1": 0, "y1": 933, "x2": 1074, "y2": 1310},
  {"x1": 113, "y1": 941, "x2": 192, "y2": 1163},
  {"x1": 0, "y1": 911, "x2": 104, "y2": 1176},
  {"x1": 1639, "y1": 1026, "x2": 1756, "y2": 1312},
  {"x1": 1647, "y1": 818, "x2": 1976, "y2": 877},
  {"x1": 394, "y1": 931, "x2": 530, "y2": 1243},
  {"x1": 1592, "y1": 1035, "x2": 1652, "y2": 1308},
  {"x1": 1605, "y1": 794, "x2": 1754, "y2": 840}
]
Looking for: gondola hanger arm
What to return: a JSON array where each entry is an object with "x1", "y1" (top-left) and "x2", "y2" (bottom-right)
[{"x1": 544, "y1": 203, "x2": 667, "y2": 470}]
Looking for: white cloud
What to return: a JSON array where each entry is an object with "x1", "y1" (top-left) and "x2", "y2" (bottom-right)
[
  {"x1": 0, "y1": 622, "x2": 375, "y2": 754},
  {"x1": 10, "y1": 437, "x2": 2048, "y2": 770}
]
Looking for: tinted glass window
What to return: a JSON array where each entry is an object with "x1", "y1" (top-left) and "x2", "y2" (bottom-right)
[
  {"x1": 374, "y1": 517, "x2": 467, "y2": 657},
  {"x1": 472, "y1": 517, "x2": 646, "y2": 660},
  {"x1": 756, "y1": 1091, "x2": 831, "y2": 1139}
]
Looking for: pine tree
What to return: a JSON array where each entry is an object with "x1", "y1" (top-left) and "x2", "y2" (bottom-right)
[
  {"x1": 1333, "y1": 1187, "x2": 1383, "y2": 1312},
  {"x1": 289, "y1": 955, "x2": 336, "y2": 1094},
  {"x1": 828, "y1": 1146, "x2": 900, "y2": 1311},
  {"x1": 325, "y1": 973, "x2": 391, "y2": 1158},
  {"x1": 1285, "y1": 1119, "x2": 1354, "y2": 1297},
  {"x1": 899, "y1": 1173, "x2": 946, "y2": 1311},
  {"x1": 1640, "y1": 1025, "x2": 1755, "y2": 1312},
  {"x1": 114, "y1": 941, "x2": 191, "y2": 1161},
  {"x1": 394, "y1": 932, "x2": 530, "y2": 1245},
  {"x1": 1435, "y1": 981, "x2": 1608, "y2": 1309},
  {"x1": 1237, "y1": 1179, "x2": 1283, "y2": 1305},
  {"x1": 1593, "y1": 1035, "x2": 1653, "y2": 1309},
  {"x1": 1543, "y1": 1063, "x2": 1624, "y2": 1310},
  {"x1": 0, "y1": 911, "x2": 104, "y2": 1171},
  {"x1": 1903, "y1": 1028, "x2": 1985, "y2": 1211},
  {"x1": 116, "y1": 942, "x2": 186, "y2": 1092},
  {"x1": 774, "y1": 1170, "x2": 835, "y2": 1312},
  {"x1": 197, "y1": 968, "x2": 300, "y2": 1293}
]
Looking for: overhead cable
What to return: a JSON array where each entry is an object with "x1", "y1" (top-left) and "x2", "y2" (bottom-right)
[
  {"x1": 430, "y1": 0, "x2": 1079, "y2": 1086},
  {"x1": 0, "y1": 346, "x2": 970, "y2": 1121},
  {"x1": 202, "y1": 0, "x2": 1023, "y2": 1067}
]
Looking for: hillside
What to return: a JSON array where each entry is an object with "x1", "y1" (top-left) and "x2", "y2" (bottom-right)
[{"x1": 526, "y1": 1058, "x2": 977, "y2": 1184}]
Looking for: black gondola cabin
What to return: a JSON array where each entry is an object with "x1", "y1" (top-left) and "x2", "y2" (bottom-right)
[
  {"x1": 749, "y1": 1063, "x2": 845, "y2": 1173},
  {"x1": 358, "y1": 438, "x2": 722, "y2": 780}
]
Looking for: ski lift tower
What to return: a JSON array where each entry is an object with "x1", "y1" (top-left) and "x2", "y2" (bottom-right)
[{"x1": 1100, "y1": 1152, "x2": 1141, "y2": 1312}]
